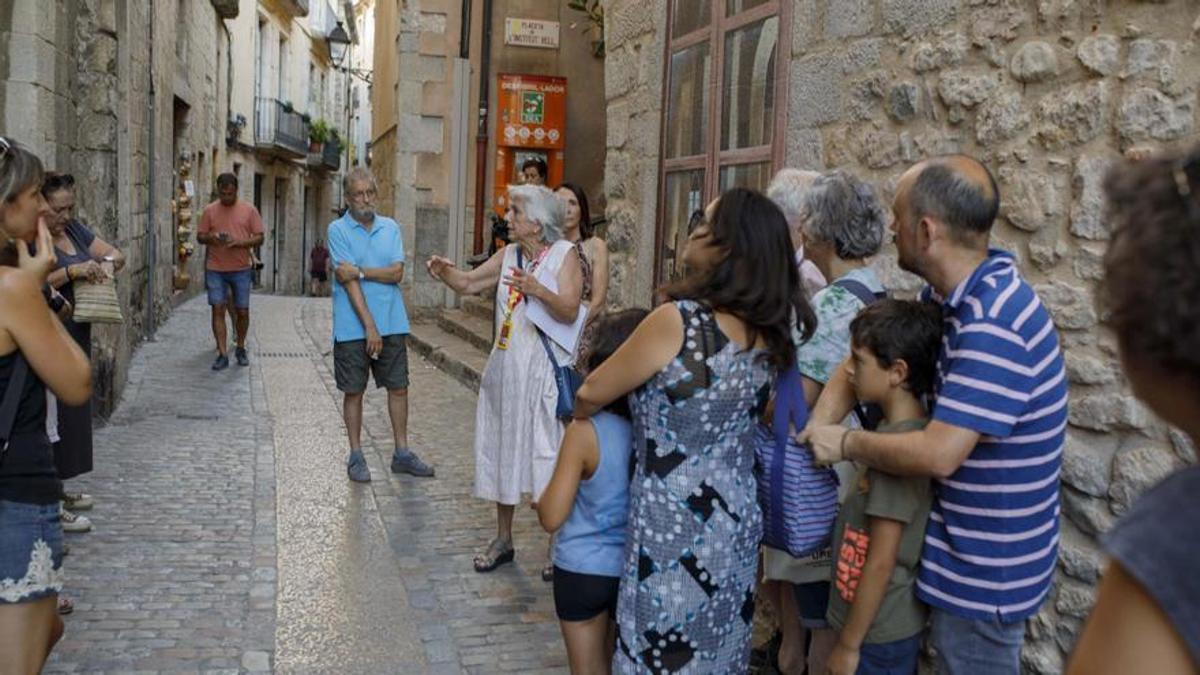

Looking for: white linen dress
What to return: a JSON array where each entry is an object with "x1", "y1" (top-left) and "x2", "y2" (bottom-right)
[{"x1": 473, "y1": 240, "x2": 575, "y2": 505}]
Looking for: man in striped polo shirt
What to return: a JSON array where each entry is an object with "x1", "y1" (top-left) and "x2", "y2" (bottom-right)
[{"x1": 804, "y1": 155, "x2": 1067, "y2": 673}]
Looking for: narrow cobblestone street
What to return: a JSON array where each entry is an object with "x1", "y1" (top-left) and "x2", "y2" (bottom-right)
[{"x1": 44, "y1": 294, "x2": 567, "y2": 674}]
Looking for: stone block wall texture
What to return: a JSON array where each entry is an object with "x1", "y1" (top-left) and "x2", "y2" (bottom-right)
[
  {"x1": 604, "y1": 1, "x2": 1200, "y2": 671},
  {"x1": 1, "y1": 0, "x2": 226, "y2": 415}
]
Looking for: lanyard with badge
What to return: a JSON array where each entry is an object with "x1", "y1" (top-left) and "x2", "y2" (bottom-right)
[{"x1": 496, "y1": 245, "x2": 548, "y2": 350}]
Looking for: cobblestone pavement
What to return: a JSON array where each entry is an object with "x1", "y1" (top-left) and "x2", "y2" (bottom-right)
[
  {"x1": 46, "y1": 297, "x2": 276, "y2": 673},
  {"x1": 44, "y1": 294, "x2": 566, "y2": 673},
  {"x1": 300, "y1": 301, "x2": 567, "y2": 675}
]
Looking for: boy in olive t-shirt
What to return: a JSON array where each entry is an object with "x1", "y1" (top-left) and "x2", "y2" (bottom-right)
[{"x1": 824, "y1": 300, "x2": 943, "y2": 675}]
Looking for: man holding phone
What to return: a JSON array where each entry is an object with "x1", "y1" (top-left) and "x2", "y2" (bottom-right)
[{"x1": 198, "y1": 172, "x2": 264, "y2": 371}]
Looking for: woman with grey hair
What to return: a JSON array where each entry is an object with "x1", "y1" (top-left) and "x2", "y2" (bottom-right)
[
  {"x1": 426, "y1": 184, "x2": 583, "y2": 575},
  {"x1": 772, "y1": 169, "x2": 888, "y2": 675}
]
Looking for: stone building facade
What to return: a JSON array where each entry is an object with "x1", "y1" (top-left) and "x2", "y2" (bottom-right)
[
  {"x1": 0, "y1": 0, "x2": 349, "y2": 414},
  {"x1": 0, "y1": 0, "x2": 230, "y2": 414},
  {"x1": 603, "y1": 1, "x2": 1200, "y2": 671},
  {"x1": 372, "y1": 0, "x2": 607, "y2": 309}
]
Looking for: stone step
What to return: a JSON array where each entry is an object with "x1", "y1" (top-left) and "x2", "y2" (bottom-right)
[
  {"x1": 408, "y1": 321, "x2": 488, "y2": 392},
  {"x1": 437, "y1": 309, "x2": 494, "y2": 354},
  {"x1": 461, "y1": 295, "x2": 494, "y2": 322}
]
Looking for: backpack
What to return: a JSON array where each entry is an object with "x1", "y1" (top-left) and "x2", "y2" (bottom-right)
[
  {"x1": 832, "y1": 278, "x2": 887, "y2": 431},
  {"x1": 754, "y1": 366, "x2": 839, "y2": 558}
]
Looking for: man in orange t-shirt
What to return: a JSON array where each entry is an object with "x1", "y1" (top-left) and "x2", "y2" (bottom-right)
[{"x1": 197, "y1": 173, "x2": 264, "y2": 371}]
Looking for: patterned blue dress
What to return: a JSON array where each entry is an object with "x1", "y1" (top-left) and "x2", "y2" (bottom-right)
[{"x1": 615, "y1": 301, "x2": 773, "y2": 674}]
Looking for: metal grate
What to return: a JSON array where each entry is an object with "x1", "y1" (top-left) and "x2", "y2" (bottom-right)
[
  {"x1": 256, "y1": 351, "x2": 311, "y2": 358},
  {"x1": 176, "y1": 414, "x2": 220, "y2": 421}
]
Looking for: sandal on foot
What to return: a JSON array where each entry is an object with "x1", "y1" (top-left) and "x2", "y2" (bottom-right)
[
  {"x1": 473, "y1": 538, "x2": 515, "y2": 573},
  {"x1": 541, "y1": 564, "x2": 554, "y2": 582},
  {"x1": 57, "y1": 596, "x2": 74, "y2": 615}
]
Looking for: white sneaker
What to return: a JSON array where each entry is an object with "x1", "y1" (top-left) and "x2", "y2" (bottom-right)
[
  {"x1": 63, "y1": 491, "x2": 94, "y2": 511},
  {"x1": 60, "y1": 507, "x2": 93, "y2": 533}
]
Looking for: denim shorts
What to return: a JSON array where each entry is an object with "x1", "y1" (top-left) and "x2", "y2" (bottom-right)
[
  {"x1": 792, "y1": 580, "x2": 832, "y2": 629},
  {"x1": 205, "y1": 268, "x2": 253, "y2": 309},
  {"x1": 858, "y1": 633, "x2": 922, "y2": 674},
  {"x1": 930, "y1": 607, "x2": 1024, "y2": 674},
  {"x1": 0, "y1": 500, "x2": 64, "y2": 604}
]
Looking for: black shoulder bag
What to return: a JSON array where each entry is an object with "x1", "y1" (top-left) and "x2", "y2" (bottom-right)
[{"x1": 0, "y1": 353, "x2": 29, "y2": 467}]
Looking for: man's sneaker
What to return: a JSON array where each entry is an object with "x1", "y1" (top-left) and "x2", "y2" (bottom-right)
[
  {"x1": 62, "y1": 492, "x2": 93, "y2": 511},
  {"x1": 212, "y1": 354, "x2": 230, "y2": 371},
  {"x1": 235, "y1": 347, "x2": 250, "y2": 367},
  {"x1": 391, "y1": 449, "x2": 435, "y2": 477},
  {"x1": 60, "y1": 507, "x2": 93, "y2": 533},
  {"x1": 347, "y1": 450, "x2": 371, "y2": 483}
]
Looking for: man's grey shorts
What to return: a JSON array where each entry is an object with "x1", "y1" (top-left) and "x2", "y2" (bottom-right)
[{"x1": 334, "y1": 334, "x2": 410, "y2": 393}]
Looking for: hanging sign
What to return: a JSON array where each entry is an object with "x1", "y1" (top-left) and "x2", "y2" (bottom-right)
[{"x1": 504, "y1": 18, "x2": 560, "y2": 49}]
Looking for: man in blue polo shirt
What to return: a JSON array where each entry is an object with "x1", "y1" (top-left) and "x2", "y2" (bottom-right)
[
  {"x1": 329, "y1": 167, "x2": 434, "y2": 483},
  {"x1": 804, "y1": 155, "x2": 1067, "y2": 674}
]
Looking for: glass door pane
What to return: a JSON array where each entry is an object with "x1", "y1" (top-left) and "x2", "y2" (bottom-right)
[
  {"x1": 672, "y1": 0, "x2": 712, "y2": 38},
  {"x1": 721, "y1": 16, "x2": 778, "y2": 151},
  {"x1": 665, "y1": 43, "x2": 712, "y2": 159},
  {"x1": 726, "y1": 0, "x2": 769, "y2": 16},
  {"x1": 719, "y1": 161, "x2": 772, "y2": 192},
  {"x1": 661, "y1": 170, "x2": 707, "y2": 282}
]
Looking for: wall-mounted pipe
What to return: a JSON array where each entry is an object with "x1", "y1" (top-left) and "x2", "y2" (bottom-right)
[
  {"x1": 471, "y1": 0, "x2": 492, "y2": 255},
  {"x1": 145, "y1": 0, "x2": 157, "y2": 337}
]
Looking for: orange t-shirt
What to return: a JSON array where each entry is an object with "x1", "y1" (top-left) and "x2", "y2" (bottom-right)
[{"x1": 198, "y1": 200, "x2": 264, "y2": 272}]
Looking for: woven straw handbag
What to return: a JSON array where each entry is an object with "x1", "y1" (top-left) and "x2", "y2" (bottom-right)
[{"x1": 71, "y1": 277, "x2": 124, "y2": 324}]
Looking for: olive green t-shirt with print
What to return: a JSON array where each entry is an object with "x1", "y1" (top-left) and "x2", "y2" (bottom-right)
[{"x1": 826, "y1": 418, "x2": 932, "y2": 644}]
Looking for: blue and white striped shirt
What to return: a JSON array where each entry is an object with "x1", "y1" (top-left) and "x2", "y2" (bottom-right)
[{"x1": 916, "y1": 250, "x2": 1066, "y2": 622}]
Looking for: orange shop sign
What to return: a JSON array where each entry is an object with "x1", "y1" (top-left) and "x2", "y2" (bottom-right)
[{"x1": 504, "y1": 18, "x2": 560, "y2": 49}]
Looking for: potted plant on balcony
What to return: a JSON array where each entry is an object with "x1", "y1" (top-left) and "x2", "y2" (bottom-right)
[
  {"x1": 331, "y1": 129, "x2": 348, "y2": 155},
  {"x1": 309, "y1": 118, "x2": 331, "y2": 153}
]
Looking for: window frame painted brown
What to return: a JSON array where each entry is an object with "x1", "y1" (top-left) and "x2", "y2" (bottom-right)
[{"x1": 654, "y1": 0, "x2": 792, "y2": 289}]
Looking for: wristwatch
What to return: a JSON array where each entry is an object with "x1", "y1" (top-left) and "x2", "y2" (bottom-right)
[{"x1": 358, "y1": 269, "x2": 366, "y2": 281}]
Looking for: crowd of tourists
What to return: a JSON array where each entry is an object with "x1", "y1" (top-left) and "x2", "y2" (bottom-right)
[{"x1": 3, "y1": 131, "x2": 1200, "y2": 675}]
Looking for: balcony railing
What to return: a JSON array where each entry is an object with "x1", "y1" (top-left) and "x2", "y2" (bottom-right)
[
  {"x1": 307, "y1": 140, "x2": 341, "y2": 172},
  {"x1": 280, "y1": 0, "x2": 310, "y2": 17},
  {"x1": 255, "y1": 97, "x2": 310, "y2": 159}
]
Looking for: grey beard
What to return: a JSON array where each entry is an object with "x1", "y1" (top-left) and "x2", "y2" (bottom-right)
[{"x1": 350, "y1": 207, "x2": 375, "y2": 222}]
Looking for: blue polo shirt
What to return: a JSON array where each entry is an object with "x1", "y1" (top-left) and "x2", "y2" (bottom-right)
[
  {"x1": 327, "y1": 212, "x2": 410, "y2": 342},
  {"x1": 916, "y1": 249, "x2": 1067, "y2": 623}
]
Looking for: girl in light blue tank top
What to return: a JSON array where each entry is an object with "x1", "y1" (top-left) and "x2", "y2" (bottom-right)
[{"x1": 537, "y1": 309, "x2": 647, "y2": 675}]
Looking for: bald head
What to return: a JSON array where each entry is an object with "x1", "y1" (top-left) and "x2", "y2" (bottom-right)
[{"x1": 901, "y1": 155, "x2": 999, "y2": 245}]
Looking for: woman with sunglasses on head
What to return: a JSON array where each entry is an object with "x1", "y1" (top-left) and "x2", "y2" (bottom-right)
[
  {"x1": 0, "y1": 137, "x2": 93, "y2": 673},
  {"x1": 39, "y1": 172, "x2": 125, "y2": 533},
  {"x1": 574, "y1": 188, "x2": 816, "y2": 673}
]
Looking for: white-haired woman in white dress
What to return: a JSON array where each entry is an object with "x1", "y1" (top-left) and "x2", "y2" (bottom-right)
[{"x1": 426, "y1": 184, "x2": 583, "y2": 574}]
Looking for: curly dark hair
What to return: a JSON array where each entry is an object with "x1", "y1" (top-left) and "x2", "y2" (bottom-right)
[
  {"x1": 849, "y1": 299, "x2": 943, "y2": 398},
  {"x1": 660, "y1": 188, "x2": 816, "y2": 370},
  {"x1": 1100, "y1": 146, "x2": 1200, "y2": 380}
]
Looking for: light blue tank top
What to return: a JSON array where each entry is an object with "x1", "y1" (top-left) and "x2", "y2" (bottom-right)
[{"x1": 553, "y1": 411, "x2": 632, "y2": 577}]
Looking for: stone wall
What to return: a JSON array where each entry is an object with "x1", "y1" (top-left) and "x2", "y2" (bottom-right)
[
  {"x1": 601, "y1": 0, "x2": 668, "y2": 310},
  {"x1": 0, "y1": 0, "x2": 226, "y2": 415},
  {"x1": 604, "y1": 1, "x2": 1200, "y2": 671}
]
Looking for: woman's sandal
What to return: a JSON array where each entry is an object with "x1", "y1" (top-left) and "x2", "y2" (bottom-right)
[
  {"x1": 473, "y1": 538, "x2": 515, "y2": 573},
  {"x1": 57, "y1": 596, "x2": 74, "y2": 615}
]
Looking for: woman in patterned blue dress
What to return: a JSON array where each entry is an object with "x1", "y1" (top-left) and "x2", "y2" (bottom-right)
[{"x1": 574, "y1": 188, "x2": 817, "y2": 674}]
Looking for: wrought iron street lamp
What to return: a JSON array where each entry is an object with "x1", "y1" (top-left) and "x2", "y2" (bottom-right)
[{"x1": 326, "y1": 21, "x2": 351, "y2": 66}]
